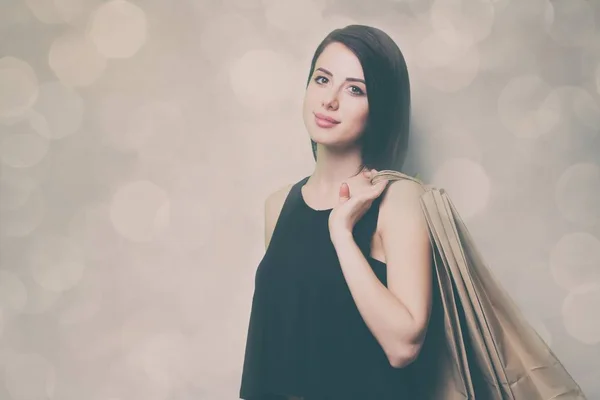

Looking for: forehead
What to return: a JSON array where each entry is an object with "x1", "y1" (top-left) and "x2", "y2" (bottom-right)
[{"x1": 314, "y1": 42, "x2": 364, "y2": 79}]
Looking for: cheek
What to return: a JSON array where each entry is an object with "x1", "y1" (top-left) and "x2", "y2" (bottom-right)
[{"x1": 347, "y1": 102, "x2": 369, "y2": 128}]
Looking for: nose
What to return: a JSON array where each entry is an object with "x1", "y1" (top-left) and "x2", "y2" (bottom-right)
[{"x1": 321, "y1": 88, "x2": 339, "y2": 110}]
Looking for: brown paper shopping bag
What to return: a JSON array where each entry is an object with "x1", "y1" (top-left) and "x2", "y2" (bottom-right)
[{"x1": 371, "y1": 170, "x2": 587, "y2": 400}]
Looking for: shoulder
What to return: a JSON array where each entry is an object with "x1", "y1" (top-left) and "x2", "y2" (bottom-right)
[
  {"x1": 380, "y1": 178, "x2": 426, "y2": 209},
  {"x1": 264, "y1": 182, "x2": 295, "y2": 249},
  {"x1": 265, "y1": 182, "x2": 294, "y2": 213},
  {"x1": 264, "y1": 181, "x2": 294, "y2": 226},
  {"x1": 379, "y1": 179, "x2": 427, "y2": 232}
]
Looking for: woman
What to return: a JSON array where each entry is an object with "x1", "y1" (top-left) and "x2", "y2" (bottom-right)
[{"x1": 239, "y1": 25, "x2": 433, "y2": 400}]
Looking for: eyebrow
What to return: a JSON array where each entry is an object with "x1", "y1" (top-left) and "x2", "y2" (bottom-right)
[{"x1": 315, "y1": 67, "x2": 365, "y2": 84}]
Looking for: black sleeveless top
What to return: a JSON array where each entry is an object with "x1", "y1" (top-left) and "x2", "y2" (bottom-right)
[{"x1": 239, "y1": 175, "x2": 416, "y2": 400}]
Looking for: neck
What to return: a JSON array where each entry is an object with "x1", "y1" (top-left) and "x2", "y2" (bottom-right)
[{"x1": 308, "y1": 143, "x2": 366, "y2": 194}]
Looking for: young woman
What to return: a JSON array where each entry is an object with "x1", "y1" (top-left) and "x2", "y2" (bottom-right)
[{"x1": 239, "y1": 25, "x2": 433, "y2": 400}]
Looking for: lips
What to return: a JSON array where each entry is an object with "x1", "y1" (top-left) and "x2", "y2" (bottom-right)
[{"x1": 314, "y1": 112, "x2": 340, "y2": 124}]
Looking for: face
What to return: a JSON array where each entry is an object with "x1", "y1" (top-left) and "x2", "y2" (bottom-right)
[{"x1": 302, "y1": 42, "x2": 369, "y2": 150}]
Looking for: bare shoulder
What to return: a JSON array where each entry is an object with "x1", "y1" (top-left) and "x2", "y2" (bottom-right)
[
  {"x1": 265, "y1": 182, "x2": 294, "y2": 215},
  {"x1": 380, "y1": 178, "x2": 426, "y2": 208},
  {"x1": 264, "y1": 182, "x2": 294, "y2": 250},
  {"x1": 379, "y1": 179, "x2": 427, "y2": 232},
  {"x1": 266, "y1": 183, "x2": 294, "y2": 206}
]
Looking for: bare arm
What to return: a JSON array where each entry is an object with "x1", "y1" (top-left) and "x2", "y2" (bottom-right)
[
  {"x1": 331, "y1": 180, "x2": 433, "y2": 368},
  {"x1": 378, "y1": 180, "x2": 433, "y2": 364}
]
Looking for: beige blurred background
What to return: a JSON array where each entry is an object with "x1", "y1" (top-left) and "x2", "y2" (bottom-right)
[{"x1": 1, "y1": 0, "x2": 599, "y2": 399}]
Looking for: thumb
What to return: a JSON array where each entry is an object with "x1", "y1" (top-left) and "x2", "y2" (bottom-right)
[{"x1": 339, "y1": 182, "x2": 350, "y2": 203}]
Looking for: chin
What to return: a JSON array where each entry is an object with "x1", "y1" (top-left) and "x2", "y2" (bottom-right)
[
  {"x1": 309, "y1": 129, "x2": 336, "y2": 142},
  {"x1": 310, "y1": 134, "x2": 354, "y2": 150}
]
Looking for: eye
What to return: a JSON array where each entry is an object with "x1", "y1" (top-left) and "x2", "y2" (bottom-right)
[
  {"x1": 314, "y1": 75, "x2": 365, "y2": 96},
  {"x1": 314, "y1": 75, "x2": 328, "y2": 84},
  {"x1": 349, "y1": 86, "x2": 365, "y2": 96}
]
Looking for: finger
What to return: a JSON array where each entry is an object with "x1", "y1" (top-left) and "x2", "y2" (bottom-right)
[
  {"x1": 375, "y1": 179, "x2": 388, "y2": 188},
  {"x1": 339, "y1": 182, "x2": 350, "y2": 201},
  {"x1": 367, "y1": 169, "x2": 381, "y2": 184},
  {"x1": 372, "y1": 180, "x2": 389, "y2": 196}
]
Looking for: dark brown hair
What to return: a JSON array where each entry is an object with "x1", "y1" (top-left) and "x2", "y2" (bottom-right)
[{"x1": 306, "y1": 24, "x2": 411, "y2": 176}]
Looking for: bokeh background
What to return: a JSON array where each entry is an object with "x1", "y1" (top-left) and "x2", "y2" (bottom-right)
[{"x1": 1, "y1": 0, "x2": 599, "y2": 398}]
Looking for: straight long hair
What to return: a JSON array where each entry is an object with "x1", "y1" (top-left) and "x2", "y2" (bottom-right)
[{"x1": 306, "y1": 25, "x2": 411, "y2": 176}]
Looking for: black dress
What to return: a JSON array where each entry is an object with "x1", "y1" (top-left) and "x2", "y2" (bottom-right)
[{"x1": 239, "y1": 175, "x2": 416, "y2": 400}]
